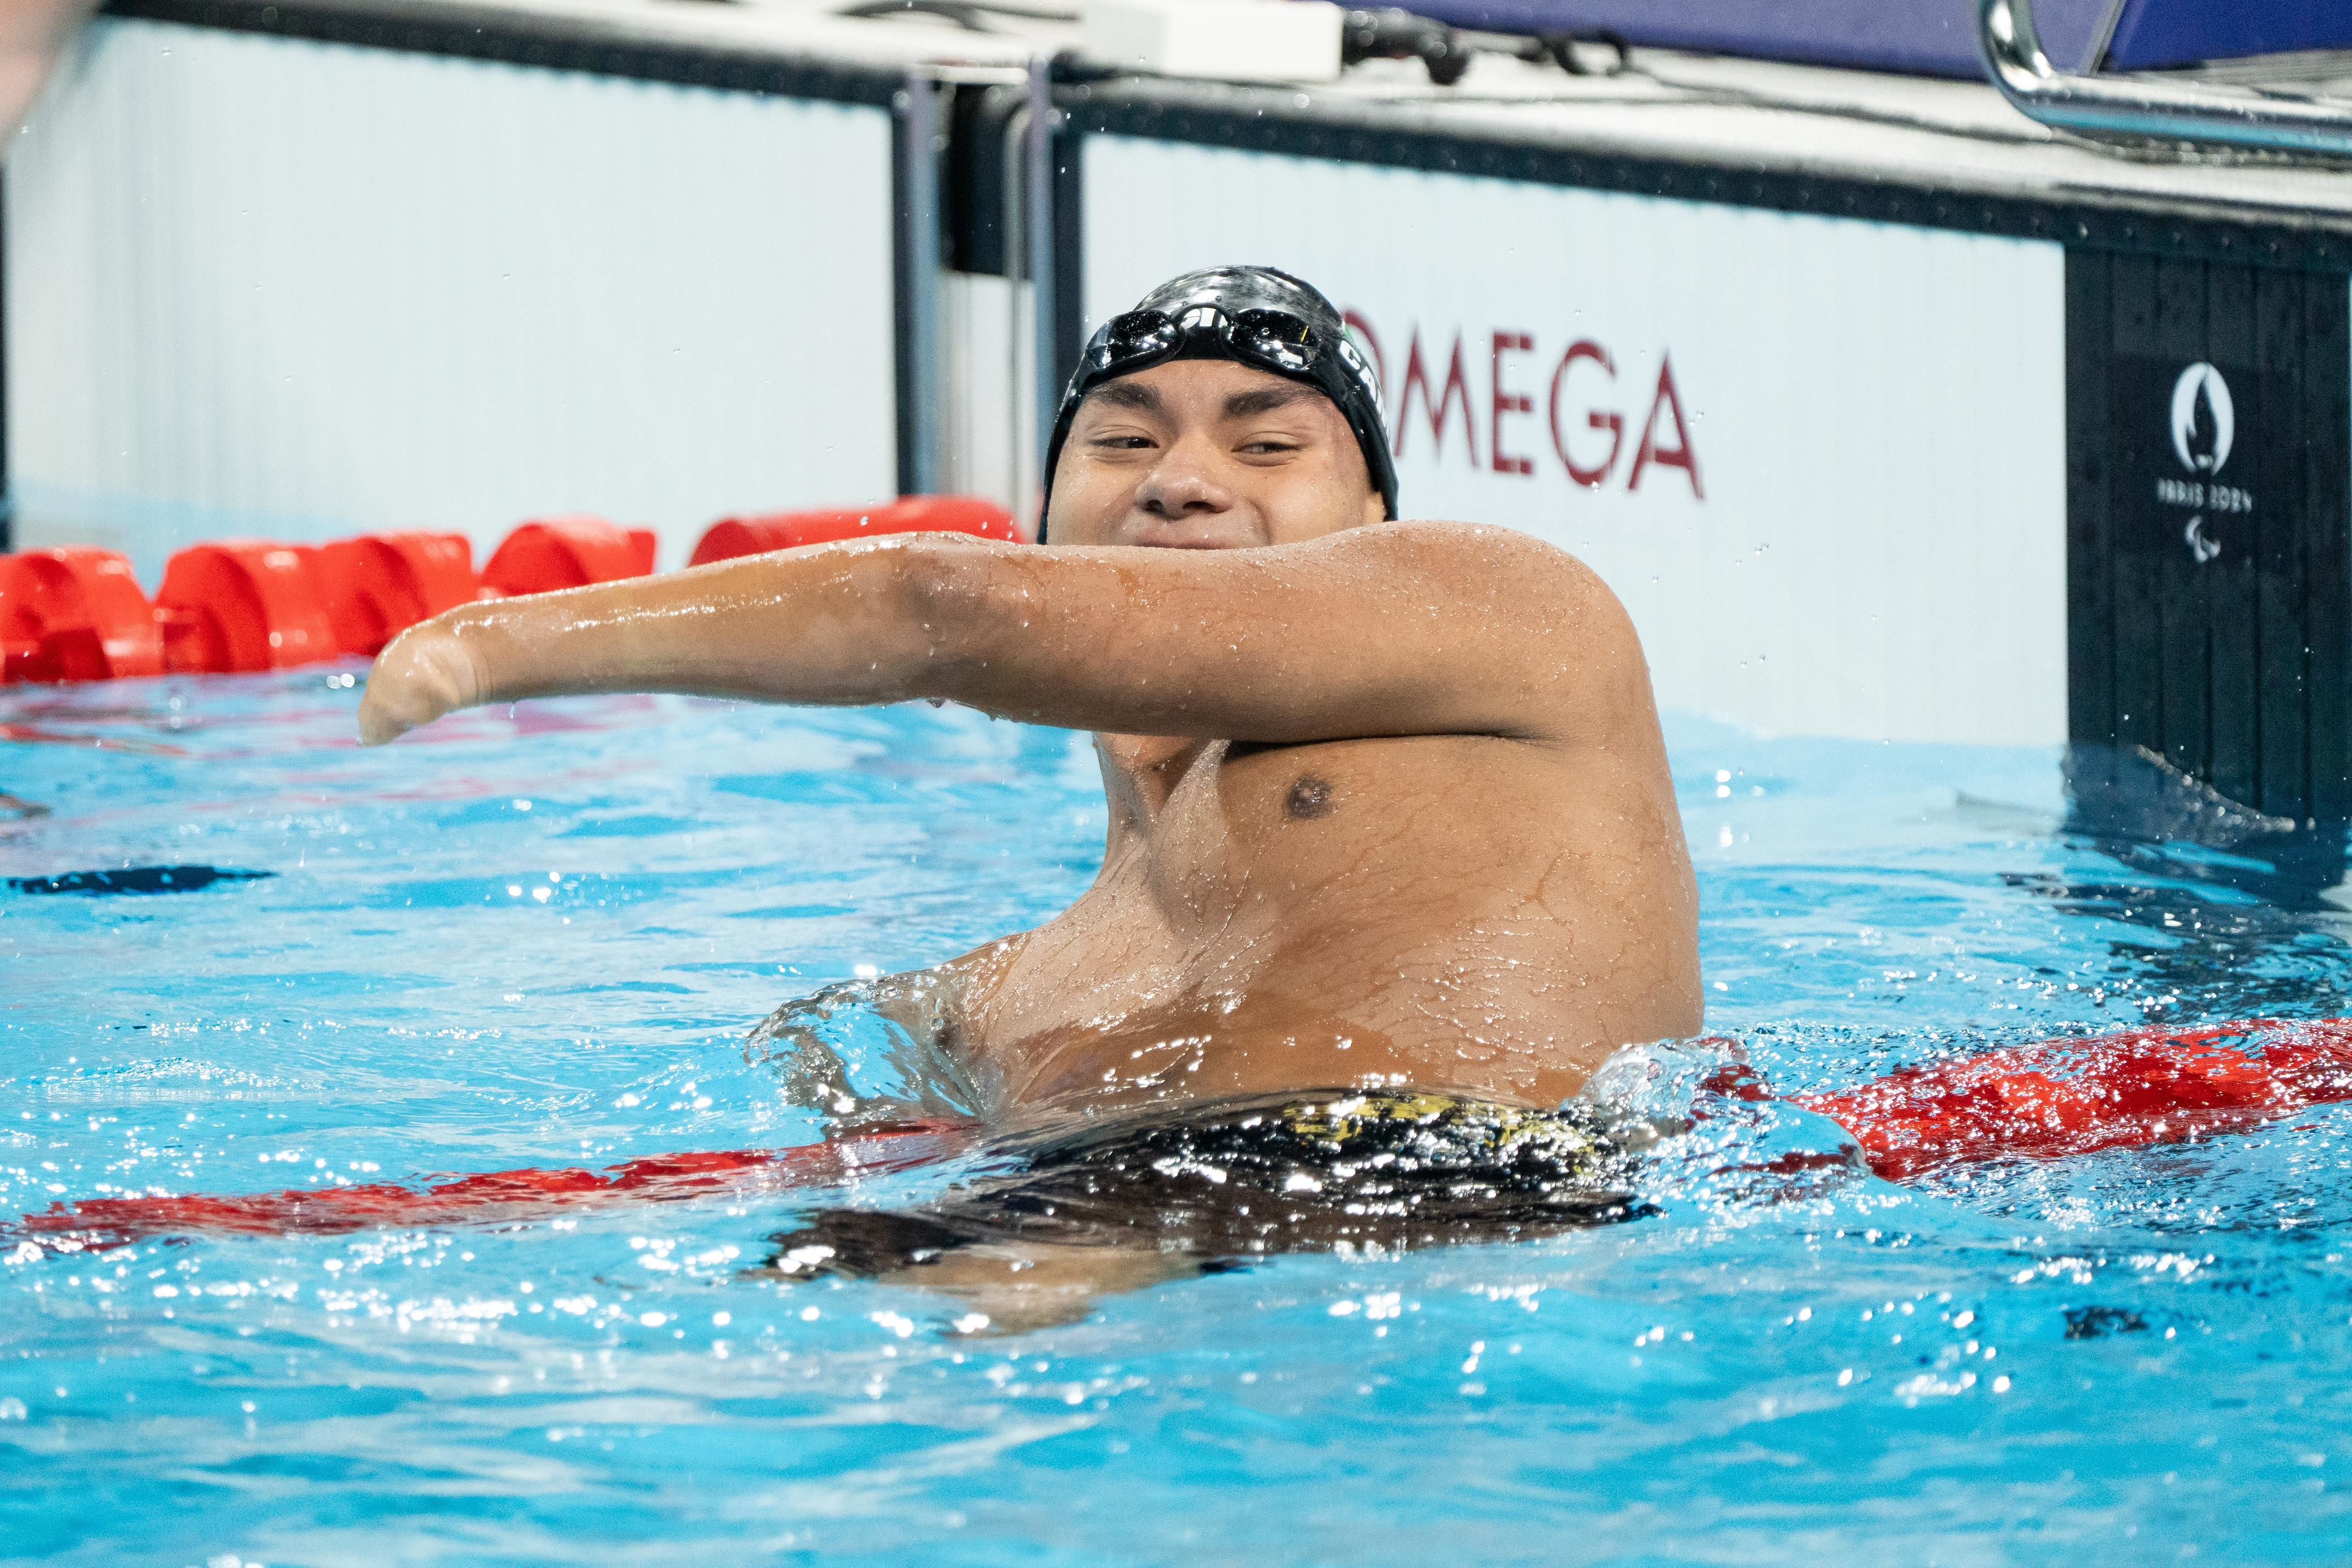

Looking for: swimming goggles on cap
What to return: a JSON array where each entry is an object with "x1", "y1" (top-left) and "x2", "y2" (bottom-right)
[{"x1": 1080, "y1": 304, "x2": 1334, "y2": 383}]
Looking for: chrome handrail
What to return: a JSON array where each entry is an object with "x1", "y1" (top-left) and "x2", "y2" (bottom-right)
[
  {"x1": 897, "y1": 66, "x2": 944, "y2": 499},
  {"x1": 1979, "y1": 0, "x2": 2352, "y2": 158}
]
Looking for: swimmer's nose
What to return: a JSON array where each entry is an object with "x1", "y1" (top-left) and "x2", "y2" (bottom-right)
[{"x1": 1135, "y1": 437, "x2": 1235, "y2": 521}]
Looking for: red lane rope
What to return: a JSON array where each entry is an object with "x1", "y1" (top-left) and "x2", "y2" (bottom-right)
[
  {"x1": 1790, "y1": 1015, "x2": 2352, "y2": 1181},
  {"x1": 1, "y1": 499, "x2": 1019, "y2": 686},
  {"x1": 9, "y1": 1121, "x2": 976, "y2": 1249},
  {"x1": 17, "y1": 1018, "x2": 2352, "y2": 1245}
]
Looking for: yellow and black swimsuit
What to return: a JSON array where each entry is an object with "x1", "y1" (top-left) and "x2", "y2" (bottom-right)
[{"x1": 763, "y1": 1088, "x2": 1650, "y2": 1278}]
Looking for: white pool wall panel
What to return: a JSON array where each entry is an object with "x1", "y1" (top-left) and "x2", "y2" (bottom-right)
[
  {"x1": 940, "y1": 270, "x2": 1034, "y2": 514},
  {"x1": 1082, "y1": 136, "x2": 2069, "y2": 748},
  {"x1": 7, "y1": 17, "x2": 900, "y2": 580}
]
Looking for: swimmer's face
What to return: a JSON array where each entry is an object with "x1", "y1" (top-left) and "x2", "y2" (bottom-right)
[{"x1": 1047, "y1": 359, "x2": 1386, "y2": 550}]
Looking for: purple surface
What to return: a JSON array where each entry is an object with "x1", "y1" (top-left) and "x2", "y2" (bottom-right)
[
  {"x1": 2107, "y1": 0, "x2": 2352, "y2": 70},
  {"x1": 1403, "y1": 0, "x2": 2352, "y2": 79},
  {"x1": 1398, "y1": 0, "x2": 2113, "y2": 79}
]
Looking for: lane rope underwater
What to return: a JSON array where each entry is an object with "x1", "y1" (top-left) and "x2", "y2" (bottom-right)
[{"x1": 14, "y1": 1016, "x2": 2352, "y2": 1248}]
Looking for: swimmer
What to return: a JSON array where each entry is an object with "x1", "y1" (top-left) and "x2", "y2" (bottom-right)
[{"x1": 360, "y1": 266, "x2": 1700, "y2": 1322}]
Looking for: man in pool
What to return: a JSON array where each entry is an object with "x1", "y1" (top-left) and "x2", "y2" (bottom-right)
[{"x1": 361, "y1": 266, "x2": 1700, "y2": 1322}]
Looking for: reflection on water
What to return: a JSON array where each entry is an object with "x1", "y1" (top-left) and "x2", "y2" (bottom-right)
[
  {"x1": 6, "y1": 864, "x2": 273, "y2": 896},
  {"x1": 2064, "y1": 740, "x2": 2350, "y2": 907},
  {"x1": 2022, "y1": 742, "x2": 2352, "y2": 1020},
  {"x1": 2004, "y1": 866, "x2": 2352, "y2": 1019}
]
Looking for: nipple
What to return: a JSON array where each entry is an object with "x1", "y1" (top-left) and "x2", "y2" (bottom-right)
[{"x1": 1285, "y1": 776, "x2": 1335, "y2": 820}]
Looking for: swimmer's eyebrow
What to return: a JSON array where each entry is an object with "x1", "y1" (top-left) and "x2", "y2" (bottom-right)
[
  {"x1": 1082, "y1": 381, "x2": 1315, "y2": 418},
  {"x1": 1222, "y1": 385, "x2": 1315, "y2": 419},
  {"x1": 1088, "y1": 381, "x2": 1162, "y2": 414}
]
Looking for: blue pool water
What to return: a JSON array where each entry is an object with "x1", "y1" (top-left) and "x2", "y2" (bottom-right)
[{"x1": 5, "y1": 672, "x2": 2352, "y2": 1565}]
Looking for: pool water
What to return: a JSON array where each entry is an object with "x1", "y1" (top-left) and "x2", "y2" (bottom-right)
[{"x1": 5, "y1": 673, "x2": 2352, "y2": 1566}]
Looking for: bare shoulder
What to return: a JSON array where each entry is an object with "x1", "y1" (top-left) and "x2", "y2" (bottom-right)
[
  {"x1": 1326, "y1": 521, "x2": 1637, "y2": 635},
  {"x1": 1331, "y1": 521, "x2": 1653, "y2": 740},
  {"x1": 935, "y1": 932, "x2": 1029, "y2": 1007}
]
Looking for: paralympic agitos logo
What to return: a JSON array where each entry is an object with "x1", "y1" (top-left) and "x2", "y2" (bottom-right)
[{"x1": 1343, "y1": 313, "x2": 1704, "y2": 498}]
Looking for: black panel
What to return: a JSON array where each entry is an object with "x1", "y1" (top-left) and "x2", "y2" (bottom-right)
[
  {"x1": 944, "y1": 83, "x2": 1024, "y2": 278},
  {"x1": 2304, "y1": 279, "x2": 2352, "y2": 827},
  {"x1": 2068, "y1": 250, "x2": 2352, "y2": 891},
  {"x1": 2149, "y1": 258, "x2": 2207, "y2": 782},
  {"x1": 1052, "y1": 119, "x2": 1087, "y2": 399},
  {"x1": 2205, "y1": 262, "x2": 2259, "y2": 806},
  {"x1": 2107, "y1": 254, "x2": 2163, "y2": 761},
  {"x1": 2253, "y1": 268, "x2": 2308, "y2": 818},
  {"x1": 2064, "y1": 253, "x2": 2114, "y2": 798}
]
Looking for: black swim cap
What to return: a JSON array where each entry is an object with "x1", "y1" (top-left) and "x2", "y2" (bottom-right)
[{"x1": 1038, "y1": 266, "x2": 1399, "y2": 541}]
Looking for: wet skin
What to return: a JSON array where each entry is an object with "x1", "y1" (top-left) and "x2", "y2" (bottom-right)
[{"x1": 360, "y1": 359, "x2": 1702, "y2": 1120}]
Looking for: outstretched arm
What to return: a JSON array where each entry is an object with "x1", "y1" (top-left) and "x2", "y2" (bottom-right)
[{"x1": 358, "y1": 523, "x2": 1653, "y2": 750}]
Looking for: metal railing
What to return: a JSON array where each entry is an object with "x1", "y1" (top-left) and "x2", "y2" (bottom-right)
[{"x1": 1979, "y1": 0, "x2": 2352, "y2": 159}]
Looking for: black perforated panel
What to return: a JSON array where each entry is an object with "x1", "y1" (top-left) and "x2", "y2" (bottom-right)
[{"x1": 2066, "y1": 253, "x2": 2352, "y2": 887}]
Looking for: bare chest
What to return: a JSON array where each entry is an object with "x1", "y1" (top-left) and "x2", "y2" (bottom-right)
[{"x1": 962, "y1": 733, "x2": 1692, "y2": 1107}]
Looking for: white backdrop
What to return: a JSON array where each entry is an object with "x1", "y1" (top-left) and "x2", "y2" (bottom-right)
[
  {"x1": 1083, "y1": 135, "x2": 2069, "y2": 746},
  {"x1": 8, "y1": 18, "x2": 901, "y2": 579}
]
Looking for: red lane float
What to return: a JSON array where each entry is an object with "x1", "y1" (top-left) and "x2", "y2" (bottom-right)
[
  {"x1": 0, "y1": 497, "x2": 1023, "y2": 686},
  {"x1": 0, "y1": 548, "x2": 164, "y2": 683},
  {"x1": 9, "y1": 1121, "x2": 975, "y2": 1248},
  {"x1": 315, "y1": 532, "x2": 478, "y2": 657},
  {"x1": 155, "y1": 541, "x2": 341, "y2": 674},
  {"x1": 1789, "y1": 1015, "x2": 2352, "y2": 1181},
  {"x1": 19, "y1": 1018, "x2": 2352, "y2": 1246},
  {"x1": 690, "y1": 495, "x2": 1019, "y2": 566},
  {"x1": 480, "y1": 517, "x2": 659, "y2": 597}
]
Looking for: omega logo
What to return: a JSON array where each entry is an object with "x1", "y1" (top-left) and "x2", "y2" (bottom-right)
[{"x1": 1342, "y1": 312, "x2": 1703, "y2": 499}]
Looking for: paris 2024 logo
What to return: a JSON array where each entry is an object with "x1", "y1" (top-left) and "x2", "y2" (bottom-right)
[{"x1": 2164, "y1": 362, "x2": 2246, "y2": 565}]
